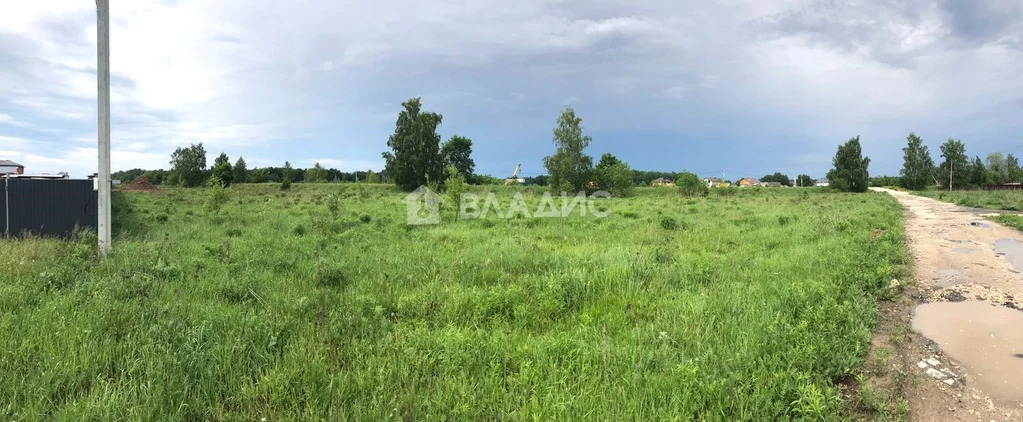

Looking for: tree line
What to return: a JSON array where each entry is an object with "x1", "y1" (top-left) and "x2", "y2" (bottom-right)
[
  {"x1": 113, "y1": 146, "x2": 381, "y2": 188},
  {"x1": 122, "y1": 98, "x2": 1018, "y2": 195},
  {"x1": 897, "y1": 133, "x2": 1021, "y2": 190}
]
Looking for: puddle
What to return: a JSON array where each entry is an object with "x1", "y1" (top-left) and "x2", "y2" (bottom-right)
[
  {"x1": 970, "y1": 221, "x2": 991, "y2": 229},
  {"x1": 951, "y1": 247, "x2": 976, "y2": 254},
  {"x1": 993, "y1": 239, "x2": 1023, "y2": 272},
  {"x1": 913, "y1": 301, "x2": 1023, "y2": 406}
]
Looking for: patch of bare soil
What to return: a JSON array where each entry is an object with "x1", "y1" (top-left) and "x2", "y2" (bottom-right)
[
  {"x1": 864, "y1": 188, "x2": 1023, "y2": 421},
  {"x1": 121, "y1": 176, "x2": 158, "y2": 192}
]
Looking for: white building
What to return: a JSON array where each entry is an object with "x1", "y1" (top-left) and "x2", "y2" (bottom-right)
[{"x1": 814, "y1": 178, "x2": 829, "y2": 187}]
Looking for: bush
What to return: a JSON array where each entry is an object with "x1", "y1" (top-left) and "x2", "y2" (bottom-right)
[
  {"x1": 660, "y1": 216, "x2": 678, "y2": 230},
  {"x1": 676, "y1": 172, "x2": 708, "y2": 197},
  {"x1": 205, "y1": 187, "x2": 229, "y2": 214},
  {"x1": 444, "y1": 165, "x2": 467, "y2": 211},
  {"x1": 327, "y1": 194, "x2": 341, "y2": 219}
]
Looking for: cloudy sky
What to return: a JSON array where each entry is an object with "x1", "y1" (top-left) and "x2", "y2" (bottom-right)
[{"x1": 1, "y1": 0, "x2": 1021, "y2": 179}]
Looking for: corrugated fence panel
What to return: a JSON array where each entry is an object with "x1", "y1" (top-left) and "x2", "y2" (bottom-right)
[
  {"x1": 0, "y1": 180, "x2": 6, "y2": 235},
  {"x1": 5, "y1": 179, "x2": 97, "y2": 238}
]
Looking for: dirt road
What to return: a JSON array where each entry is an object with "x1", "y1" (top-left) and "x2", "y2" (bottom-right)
[{"x1": 873, "y1": 188, "x2": 1023, "y2": 421}]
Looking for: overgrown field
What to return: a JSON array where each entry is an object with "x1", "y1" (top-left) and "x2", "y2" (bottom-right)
[
  {"x1": 913, "y1": 189, "x2": 1023, "y2": 211},
  {"x1": 0, "y1": 185, "x2": 906, "y2": 420}
]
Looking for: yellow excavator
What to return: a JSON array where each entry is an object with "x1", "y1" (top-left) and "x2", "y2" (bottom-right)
[{"x1": 504, "y1": 163, "x2": 522, "y2": 186}]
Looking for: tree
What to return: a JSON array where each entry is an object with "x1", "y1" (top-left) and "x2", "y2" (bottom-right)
[
  {"x1": 969, "y1": 156, "x2": 988, "y2": 187},
  {"x1": 233, "y1": 157, "x2": 248, "y2": 183},
  {"x1": 676, "y1": 171, "x2": 708, "y2": 197},
  {"x1": 170, "y1": 143, "x2": 208, "y2": 187},
  {"x1": 208, "y1": 152, "x2": 234, "y2": 188},
  {"x1": 140, "y1": 170, "x2": 165, "y2": 185},
  {"x1": 593, "y1": 153, "x2": 634, "y2": 197},
  {"x1": 1007, "y1": 154, "x2": 1022, "y2": 183},
  {"x1": 543, "y1": 107, "x2": 593, "y2": 192},
  {"x1": 282, "y1": 161, "x2": 293, "y2": 190},
  {"x1": 525, "y1": 175, "x2": 549, "y2": 186},
  {"x1": 760, "y1": 172, "x2": 792, "y2": 186},
  {"x1": 305, "y1": 162, "x2": 327, "y2": 183},
  {"x1": 383, "y1": 97, "x2": 444, "y2": 191},
  {"x1": 365, "y1": 169, "x2": 379, "y2": 184},
  {"x1": 795, "y1": 174, "x2": 814, "y2": 187},
  {"x1": 441, "y1": 135, "x2": 475, "y2": 180},
  {"x1": 986, "y1": 152, "x2": 1007, "y2": 184},
  {"x1": 826, "y1": 136, "x2": 870, "y2": 192},
  {"x1": 899, "y1": 133, "x2": 935, "y2": 190},
  {"x1": 444, "y1": 164, "x2": 467, "y2": 212},
  {"x1": 870, "y1": 176, "x2": 901, "y2": 187},
  {"x1": 250, "y1": 167, "x2": 269, "y2": 183},
  {"x1": 214, "y1": 152, "x2": 230, "y2": 167},
  {"x1": 938, "y1": 139, "x2": 968, "y2": 190}
]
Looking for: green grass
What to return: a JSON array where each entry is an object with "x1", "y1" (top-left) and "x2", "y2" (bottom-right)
[
  {"x1": 0, "y1": 184, "x2": 906, "y2": 420},
  {"x1": 913, "y1": 189, "x2": 1023, "y2": 211},
  {"x1": 993, "y1": 214, "x2": 1023, "y2": 231}
]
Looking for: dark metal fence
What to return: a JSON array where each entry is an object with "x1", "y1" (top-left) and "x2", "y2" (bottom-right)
[{"x1": 2, "y1": 178, "x2": 97, "y2": 238}]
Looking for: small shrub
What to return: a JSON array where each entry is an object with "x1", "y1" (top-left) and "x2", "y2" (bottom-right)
[
  {"x1": 359, "y1": 214, "x2": 372, "y2": 223},
  {"x1": 293, "y1": 225, "x2": 306, "y2": 236},
  {"x1": 155, "y1": 214, "x2": 169, "y2": 223},
  {"x1": 205, "y1": 187, "x2": 229, "y2": 214},
  {"x1": 280, "y1": 179, "x2": 292, "y2": 190},
  {"x1": 316, "y1": 264, "x2": 347, "y2": 288},
  {"x1": 660, "y1": 216, "x2": 678, "y2": 230},
  {"x1": 444, "y1": 165, "x2": 467, "y2": 211},
  {"x1": 327, "y1": 194, "x2": 341, "y2": 219}
]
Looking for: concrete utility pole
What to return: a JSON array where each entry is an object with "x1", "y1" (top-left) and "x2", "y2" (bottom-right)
[
  {"x1": 97, "y1": 0, "x2": 112, "y2": 254},
  {"x1": 949, "y1": 159, "x2": 953, "y2": 192}
]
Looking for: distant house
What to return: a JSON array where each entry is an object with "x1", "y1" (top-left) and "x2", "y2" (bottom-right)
[
  {"x1": 703, "y1": 177, "x2": 731, "y2": 188},
  {"x1": 737, "y1": 177, "x2": 759, "y2": 187},
  {"x1": 815, "y1": 178, "x2": 830, "y2": 187},
  {"x1": 651, "y1": 177, "x2": 674, "y2": 187},
  {"x1": 0, "y1": 159, "x2": 25, "y2": 175},
  {"x1": 760, "y1": 181, "x2": 782, "y2": 187}
]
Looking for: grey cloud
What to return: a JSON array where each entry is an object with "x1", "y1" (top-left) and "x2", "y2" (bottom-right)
[
  {"x1": 2, "y1": 0, "x2": 1022, "y2": 179},
  {"x1": 939, "y1": 0, "x2": 1023, "y2": 45}
]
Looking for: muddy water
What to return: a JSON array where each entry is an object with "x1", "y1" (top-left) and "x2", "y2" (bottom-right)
[
  {"x1": 994, "y1": 239, "x2": 1023, "y2": 272},
  {"x1": 913, "y1": 301, "x2": 1023, "y2": 406}
]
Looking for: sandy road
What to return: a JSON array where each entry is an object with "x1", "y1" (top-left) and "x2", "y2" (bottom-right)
[{"x1": 873, "y1": 188, "x2": 1023, "y2": 421}]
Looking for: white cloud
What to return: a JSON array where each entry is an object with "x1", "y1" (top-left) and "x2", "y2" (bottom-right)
[
  {"x1": 0, "y1": 113, "x2": 31, "y2": 127},
  {"x1": 0, "y1": 135, "x2": 31, "y2": 145}
]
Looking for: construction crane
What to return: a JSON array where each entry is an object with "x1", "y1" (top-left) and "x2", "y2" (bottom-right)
[{"x1": 504, "y1": 163, "x2": 522, "y2": 186}]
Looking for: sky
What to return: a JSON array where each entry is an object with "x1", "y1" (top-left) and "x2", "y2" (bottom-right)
[{"x1": 1, "y1": 0, "x2": 1021, "y2": 179}]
